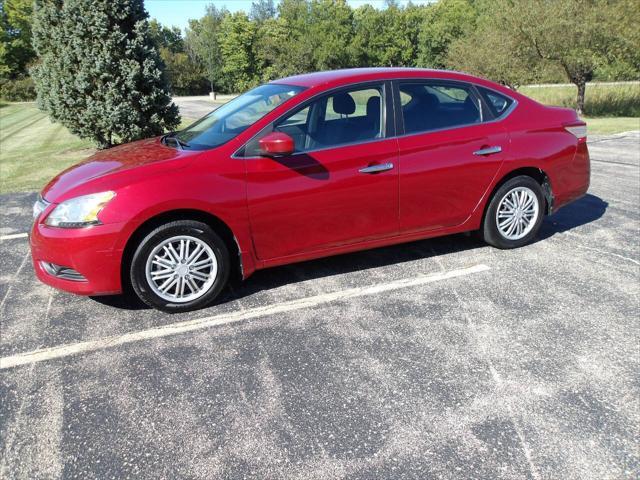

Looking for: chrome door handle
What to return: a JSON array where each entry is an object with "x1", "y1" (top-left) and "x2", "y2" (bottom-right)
[
  {"x1": 359, "y1": 162, "x2": 394, "y2": 174},
  {"x1": 473, "y1": 146, "x2": 502, "y2": 156}
]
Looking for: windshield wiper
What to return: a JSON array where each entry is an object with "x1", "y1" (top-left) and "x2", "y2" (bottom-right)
[{"x1": 162, "y1": 131, "x2": 190, "y2": 149}]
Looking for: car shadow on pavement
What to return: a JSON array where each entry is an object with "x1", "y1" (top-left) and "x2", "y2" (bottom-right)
[
  {"x1": 537, "y1": 193, "x2": 608, "y2": 240},
  {"x1": 91, "y1": 193, "x2": 608, "y2": 311}
]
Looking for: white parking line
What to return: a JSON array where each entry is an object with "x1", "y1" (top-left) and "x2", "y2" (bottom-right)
[
  {"x1": 0, "y1": 233, "x2": 28, "y2": 241},
  {"x1": 0, "y1": 264, "x2": 490, "y2": 370}
]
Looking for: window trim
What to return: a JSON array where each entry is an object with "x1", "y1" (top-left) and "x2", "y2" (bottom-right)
[{"x1": 234, "y1": 80, "x2": 394, "y2": 159}]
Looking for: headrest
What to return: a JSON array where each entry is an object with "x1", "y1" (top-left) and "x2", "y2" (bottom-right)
[
  {"x1": 464, "y1": 95, "x2": 477, "y2": 110},
  {"x1": 416, "y1": 92, "x2": 439, "y2": 109},
  {"x1": 366, "y1": 96, "x2": 381, "y2": 118},
  {"x1": 333, "y1": 92, "x2": 356, "y2": 115}
]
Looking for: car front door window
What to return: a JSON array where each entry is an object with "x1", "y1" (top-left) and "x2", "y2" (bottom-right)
[{"x1": 243, "y1": 86, "x2": 385, "y2": 157}]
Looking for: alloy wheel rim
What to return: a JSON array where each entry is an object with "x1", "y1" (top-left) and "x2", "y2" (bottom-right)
[
  {"x1": 495, "y1": 186, "x2": 539, "y2": 241},
  {"x1": 145, "y1": 235, "x2": 218, "y2": 303}
]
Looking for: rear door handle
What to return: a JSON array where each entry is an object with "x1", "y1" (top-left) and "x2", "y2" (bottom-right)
[
  {"x1": 473, "y1": 146, "x2": 502, "y2": 156},
  {"x1": 359, "y1": 162, "x2": 394, "y2": 174}
]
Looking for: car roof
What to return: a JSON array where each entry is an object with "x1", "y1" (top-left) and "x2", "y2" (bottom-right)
[{"x1": 271, "y1": 67, "x2": 493, "y2": 89}]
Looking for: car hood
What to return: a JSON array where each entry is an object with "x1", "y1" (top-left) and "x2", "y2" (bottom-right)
[{"x1": 42, "y1": 137, "x2": 197, "y2": 202}]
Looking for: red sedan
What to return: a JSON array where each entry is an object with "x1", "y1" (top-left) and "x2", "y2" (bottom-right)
[{"x1": 30, "y1": 68, "x2": 590, "y2": 312}]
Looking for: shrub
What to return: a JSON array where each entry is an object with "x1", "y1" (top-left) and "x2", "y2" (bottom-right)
[
  {"x1": 31, "y1": 0, "x2": 180, "y2": 149},
  {"x1": 0, "y1": 77, "x2": 37, "y2": 101}
]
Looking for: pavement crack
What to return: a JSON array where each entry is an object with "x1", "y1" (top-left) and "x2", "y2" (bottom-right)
[{"x1": 0, "y1": 251, "x2": 30, "y2": 314}]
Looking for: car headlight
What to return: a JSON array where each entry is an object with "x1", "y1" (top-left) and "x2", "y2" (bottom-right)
[{"x1": 44, "y1": 191, "x2": 116, "y2": 228}]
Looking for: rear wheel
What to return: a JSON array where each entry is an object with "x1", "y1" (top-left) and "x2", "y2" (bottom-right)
[
  {"x1": 130, "y1": 220, "x2": 230, "y2": 312},
  {"x1": 482, "y1": 176, "x2": 545, "y2": 249}
]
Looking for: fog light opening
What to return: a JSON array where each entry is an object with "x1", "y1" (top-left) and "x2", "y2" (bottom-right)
[{"x1": 40, "y1": 261, "x2": 87, "y2": 282}]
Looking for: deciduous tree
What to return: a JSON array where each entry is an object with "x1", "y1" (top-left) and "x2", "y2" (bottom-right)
[
  {"x1": 417, "y1": 0, "x2": 476, "y2": 68},
  {"x1": 250, "y1": 0, "x2": 277, "y2": 23},
  {"x1": 0, "y1": 0, "x2": 35, "y2": 78},
  {"x1": 185, "y1": 5, "x2": 226, "y2": 93},
  {"x1": 218, "y1": 11, "x2": 258, "y2": 92},
  {"x1": 351, "y1": 2, "x2": 422, "y2": 68},
  {"x1": 149, "y1": 19, "x2": 184, "y2": 53}
]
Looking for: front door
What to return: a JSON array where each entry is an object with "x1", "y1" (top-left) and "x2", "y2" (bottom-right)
[{"x1": 242, "y1": 83, "x2": 399, "y2": 260}]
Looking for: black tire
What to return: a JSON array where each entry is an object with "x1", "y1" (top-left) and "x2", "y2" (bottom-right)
[
  {"x1": 482, "y1": 175, "x2": 545, "y2": 249},
  {"x1": 130, "y1": 220, "x2": 230, "y2": 312}
]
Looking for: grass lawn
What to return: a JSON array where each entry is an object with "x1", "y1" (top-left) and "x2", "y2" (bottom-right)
[
  {"x1": 520, "y1": 82, "x2": 640, "y2": 117},
  {"x1": 179, "y1": 118, "x2": 196, "y2": 129},
  {"x1": 520, "y1": 83, "x2": 639, "y2": 134},
  {"x1": 0, "y1": 102, "x2": 194, "y2": 194},
  {"x1": 583, "y1": 117, "x2": 640, "y2": 136},
  {"x1": 0, "y1": 102, "x2": 94, "y2": 194}
]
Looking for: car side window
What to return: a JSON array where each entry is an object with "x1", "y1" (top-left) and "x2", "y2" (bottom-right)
[
  {"x1": 399, "y1": 81, "x2": 481, "y2": 135},
  {"x1": 242, "y1": 85, "x2": 385, "y2": 157},
  {"x1": 278, "y1": 86, "x2": 384, "y2": 153},
  {"x1": 244, "y1": 86, "x2": 385, "y2": 157},
  {"x1": 279, "y1": 105, "x2": 310, "y2": 127},
  {"x1": 477, "y1": 86, "x2": 514, "y2": 118}
]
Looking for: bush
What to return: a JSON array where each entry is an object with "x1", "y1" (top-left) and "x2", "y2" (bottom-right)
[
  {"x1": 31, "y1": 0, "x2": 180, "y2": 149},
  {"x1": 0, "y1": 77, "x2": 37, "y2": 101},
  {"x1": 520, "y1": 83, "x2": 640, "y2": 117}
]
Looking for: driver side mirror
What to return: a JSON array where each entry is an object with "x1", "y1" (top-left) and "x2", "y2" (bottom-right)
[{"x1": 259, "y1": 132, "x2": 295, "y2": 157}]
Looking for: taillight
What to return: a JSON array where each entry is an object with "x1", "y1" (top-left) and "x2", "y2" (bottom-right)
[{"x1": 565, "y1": 124, "x2": 587, "y2": 141}]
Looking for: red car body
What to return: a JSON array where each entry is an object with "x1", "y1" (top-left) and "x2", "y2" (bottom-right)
[{"x1": 30, "y1": 68, "x2": 590, "y2": 296}]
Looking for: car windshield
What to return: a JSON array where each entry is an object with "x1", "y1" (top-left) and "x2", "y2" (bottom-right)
[{"x1": 175, "y1": 84, "x2": 305, "y2": 150}]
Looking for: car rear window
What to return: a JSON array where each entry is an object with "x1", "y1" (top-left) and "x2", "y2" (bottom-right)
[{"x1": 477, "y1": 86, "x2": 515, "y2": 118}]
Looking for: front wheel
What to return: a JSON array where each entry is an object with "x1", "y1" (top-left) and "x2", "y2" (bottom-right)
[
  {"x1": 482, "y1": 176, "x2": 545, "y2": 249},
  {"x1": 130, "y1": 220, "x2": 230, "y2": 312}
]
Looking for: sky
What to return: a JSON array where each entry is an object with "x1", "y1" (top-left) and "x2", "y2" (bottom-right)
[{"x1": 145, "y1": 0, "x2": 432, "y2": 32}]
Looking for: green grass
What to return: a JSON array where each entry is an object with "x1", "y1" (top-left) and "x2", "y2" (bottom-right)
[
  {"x1": 520, "y1": 83, "x2": 640, "y2": 117},
  {"x1": 0, "y1": 103, "x2": 94, "y2": 194},
  {"x1": 179, "y1": 118, "x2": 196, "y2": 130},
  {"x1": 583, "y1": 116, "x2": 640, "y2": 135}
]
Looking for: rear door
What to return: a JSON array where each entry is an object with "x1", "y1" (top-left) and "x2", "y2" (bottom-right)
[
  {"x1": 395, "y1": 80, "x2": 509, "y2": 233},
  {"x1": 241, "y1": 82, "x2": 399, "y2": 260}
]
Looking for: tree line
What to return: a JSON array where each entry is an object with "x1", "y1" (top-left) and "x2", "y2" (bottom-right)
[
  {"x1": 155, "y1": 0, "x2": 638, "y2": 114},
  {"x1": 0, "y1": 0, "x2": 637, "y2": 147}
]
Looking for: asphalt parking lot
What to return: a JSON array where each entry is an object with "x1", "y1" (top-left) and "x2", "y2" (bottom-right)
[{"x1": 1, "y1": 132, "x2": 638, "y2": 479}]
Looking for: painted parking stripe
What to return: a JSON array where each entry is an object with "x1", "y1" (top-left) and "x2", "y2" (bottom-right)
[
  {"x1": 0, "y1": 233, "x2": 28, "y2": 241},
  {"x1": 0, "y1": 264, "x2": 490, "y2": 370}
]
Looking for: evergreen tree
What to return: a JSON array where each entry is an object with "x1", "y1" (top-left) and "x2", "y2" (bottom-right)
[{"x1": 31, "y1": 0, "x2": 180, "y2": 149}]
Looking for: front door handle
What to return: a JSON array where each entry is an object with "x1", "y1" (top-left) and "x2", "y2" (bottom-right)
[
  {"x1": 359, "y1": 162, "x2": 394, "y2": 174},
  {"x1": 473, "y1": 146, "x2": 502, "y2": 156}
]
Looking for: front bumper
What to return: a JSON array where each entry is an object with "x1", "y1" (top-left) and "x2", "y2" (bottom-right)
[{"x1": 30, "y1": 221, "x2": 126, "y2": 296}]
